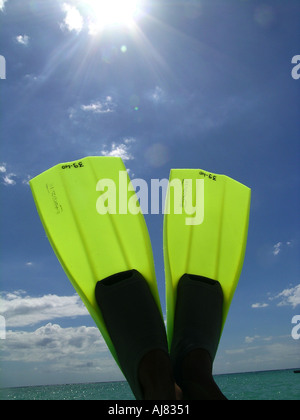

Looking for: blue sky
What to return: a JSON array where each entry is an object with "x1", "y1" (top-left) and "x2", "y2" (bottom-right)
[{"x1": 0, "y1": 0, "x2": 299, "y2": 388}]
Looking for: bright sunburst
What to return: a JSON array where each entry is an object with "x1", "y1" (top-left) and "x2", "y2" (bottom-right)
[{"x1": 86, "y1": 0, "x2": 139, "y2": 32}]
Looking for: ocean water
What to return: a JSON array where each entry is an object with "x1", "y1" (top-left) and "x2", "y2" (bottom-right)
[{"x1": 0, "y1": 370, "x2": 299, "y2": 401}]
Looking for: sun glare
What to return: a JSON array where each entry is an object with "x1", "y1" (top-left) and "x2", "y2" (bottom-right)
[{"x1": 87, "y1": 0, "x2": 139, "y2": 32}]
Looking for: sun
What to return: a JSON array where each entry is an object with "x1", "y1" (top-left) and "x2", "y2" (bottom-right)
[{"x1": 87, "y1": 0, "x2": 140, "y2": 32}]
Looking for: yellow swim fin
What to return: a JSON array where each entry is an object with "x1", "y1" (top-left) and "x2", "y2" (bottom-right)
[
  {"x1": 164, "y1": 168, "x2": 251, "y2": 378},
  {"x1": 30, "y1": 157, "x2": 168, "y2": 399}
]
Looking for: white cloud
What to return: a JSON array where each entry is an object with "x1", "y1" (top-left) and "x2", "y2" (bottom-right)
[
  {"x1": 3, "y1": 173, "x2": 17, "y2": 186},
  {"x1": 61, "y1": 3, "x2": 84, "y2": 33},
  {"x1": 24, "y1": 73, "x2": 45, "y2": 85},
  {"x1": 0, "y1": 163, "x2": 31, "y2": 186},
  {"x1": 101, "y1": 138, "x2": 135, "y2": 161},
  {"x1": 1, "y1": 323, "x2": 106, "y2": 363},
  {"x1": 0, "y1": 322, "x2": 123, "y2": 387},
  {"x1": 0, "y1": 163, "x2": 6, "y2": 173},
  {"x1": 252, "y1": 284, "x2": 300, "y2": 310},
  {"x1": 0, "y1": 163, "x2": 17, "y2": 186},
  {"x1": 0, "y1": 291, "x2": 89, "y2": 328},
  {"x1": 22, "y1": 174, "x2": 32, "y2": 185},
  {"x1": 245, "y1": 335, "x2": 260, "y2": 344},
  {"x1": 273, "y1": 241, "x2": 282, "y2": 256},
  {"x1": 0, "y1": 292, "x2": 118, "y2": 383},
  {"x1": 149, "y1": 86, "x2": 166, "y2": 103},
  {"x1": 0, "y1": 0, "x2": 8, "y2": 12},
  {"x1": 15, "y1": 35, "x2": 30, "y2": 46},
  {"x1": 69, "y1": 97, "x2": 116, "y2": 121},
  {"x1": 225, "y1": 348, "x2": 246, "y2": 355},
  {"x1": 273, "y1": 284, "x2": 300, "y2": 309},
  {"x1": 81, "y1": 97, "x2": 115, "y2": 114},
  {"x1": 272, "y1": 240, "x2": 293, "y2": 256},
  {"x1": 251, "y1": 303, "x2": 269, "y2": 309},
  {"x1": 219, "y1": 335, "x2": 299, "y2": 373}
]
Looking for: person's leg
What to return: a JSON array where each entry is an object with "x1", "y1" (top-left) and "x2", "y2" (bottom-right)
[
  {"x1": 138, "y1": 350, "x2": 181, "y2": 400},
  {"x1": 138, "y1": 348, "x2": 226, "y2": 401},
  {"x1": 95, "y1": 270, "x2": 171, "y2": 400},
  {"x1": 170, "y1": 274, "x2": 227, "y2": 400},
  {"x1": 180, "y1": 349, "x2": 227, "y2": 400}
]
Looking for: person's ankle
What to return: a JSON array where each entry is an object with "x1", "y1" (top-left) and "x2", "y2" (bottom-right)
[
  {"x1": 138, "y1": 350, "x2": 177, "y2": 400},
  {"x1": 182, "y1": 348, "x2": 213, "y2": 383},
  {"x1": 180, "y1": 349, "x2": 227, "y2": 400}
]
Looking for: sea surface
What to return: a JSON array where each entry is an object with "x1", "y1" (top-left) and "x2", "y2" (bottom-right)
[{"x1": 0, "y1": 370, "x2": 299, "y2": 401}]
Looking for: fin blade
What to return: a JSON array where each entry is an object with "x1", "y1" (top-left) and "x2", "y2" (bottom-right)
[
  {"x1": 164, "y1": 168, "x2": 251, "y2": 346},
  {"x1": 30, "y1": 156, "x2": 160, "y2": 365}
]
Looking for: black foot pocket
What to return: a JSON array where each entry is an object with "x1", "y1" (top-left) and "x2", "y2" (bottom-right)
[
  {"x1": 95, "y1": 269, "x2": 168, "y2": 400},
  {"x1": 170, "y1": 274, "x2": 224, "y2": 387}
]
